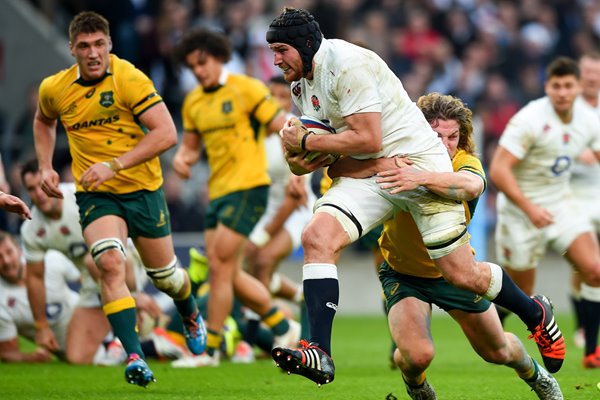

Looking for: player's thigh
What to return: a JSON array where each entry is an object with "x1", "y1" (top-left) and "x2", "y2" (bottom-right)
[
  {"x1": 134, "y1": 235, "x2": 176, "y2": 267},
  {"x1": 565, "y1": 231, "x2": 600, "y2": 281},
  {"x1": 66, "y1": 307, "x2": 110, "y2": 360},
  {"x1": 495, "y1": 207, "x2": 545, "y2": 270},
  {"x1": 76, "y1": 192, "x2": 129, "y2": 243},
  {"x1": 314, "y1": 176, "x2": 394, "y2": 243},
  {"x1": 403, "y1": 192, "x2": 468, "y2": 260}
]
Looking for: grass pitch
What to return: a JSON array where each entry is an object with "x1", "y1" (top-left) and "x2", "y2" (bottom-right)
[{"x1": 0, "y1": 313, "x2": 595, "y2": 400}]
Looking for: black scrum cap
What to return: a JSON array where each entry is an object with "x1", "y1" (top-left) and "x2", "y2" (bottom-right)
[{"x1": 266, "y1": 8, "x2": 322, "y2": 77}]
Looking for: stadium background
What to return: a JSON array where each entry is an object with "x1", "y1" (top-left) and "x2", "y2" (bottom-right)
[{"x1": 0, "y1": 0, "x2": 590, "y2": 313}]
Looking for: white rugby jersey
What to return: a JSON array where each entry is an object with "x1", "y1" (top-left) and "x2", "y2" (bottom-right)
[
  {"x1": 0, "y1": 250, "x2": 79, "y2": 346},
  {"x1": 20, "y1": 183, "x2": 97, "y2": 297},
  {"x1": 290, "y1": 38, "x2": 443, "y2": 160},
  {"x1": 571, "y1": 96, "x2": 600, "y2": 194},
  {"x1": 498, "y1": 96, "x2": 600, "y2": 203}
]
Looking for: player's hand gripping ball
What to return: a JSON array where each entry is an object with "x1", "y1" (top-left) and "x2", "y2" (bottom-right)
[{"x1": 289, "y1": 115, "x2": 340, "y2": 165}]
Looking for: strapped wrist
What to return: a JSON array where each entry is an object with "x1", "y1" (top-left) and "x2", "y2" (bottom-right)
[
  {"x1": 102, "y1": 158, "x2": 124, "y2": 173},
  {"x1": 301, "y1": 132, "x2": 313, "y2": 151}
]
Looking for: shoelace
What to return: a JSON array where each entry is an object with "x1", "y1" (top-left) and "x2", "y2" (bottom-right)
[
  {"x1": 184, "y1": 316, "x2": 199, "y2": 337},
  {"x1": 528, "y1": 327, "x2": 552, "y2": 351}
]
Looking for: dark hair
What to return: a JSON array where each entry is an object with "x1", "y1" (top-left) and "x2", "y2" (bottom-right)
[
  {"x1": 417, "y1": 93, "x2": 475, "y2": 155},
  {"x1": 20, "y1": 159, "x2": 39, "y2": 185},
  {"x1": 545, "y1": 56, "x2": 580, "y2": 80},
  {"x1": 269, "y1": 75, "x2": 288, "y2": 86},
  {"x1": 266, "y1": 7, "x2": 323, "y2": 77},
  {"x1": 174, "y1": 28, "x2": 232, "y2": 65},
  {"x1": 69, "y1": 11, "x2": 110, "y2": 43}
]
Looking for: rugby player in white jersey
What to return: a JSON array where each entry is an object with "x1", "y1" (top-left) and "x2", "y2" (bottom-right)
[
  {"x1": 266, "y1": 7, "x2": 564, "y2": 385},
  {"x1": 20, "y1": 160, "x2": 188, "y2": 365},
  {"x1": 570, "y1": 52, "x2": 600, "y2": 353},
  {"x1": 490, "y1": 56, "x2": 600, "y2": 369},
  {"x1": 0, "y1": 234, "x2": 78, "y2": 362}
]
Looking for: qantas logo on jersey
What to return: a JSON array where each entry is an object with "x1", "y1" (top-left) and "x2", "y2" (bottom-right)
[
  {"x1": 70, "y1": 115, "x2": 120, "y2": 130},
  {"x1": 562, "y1": 133, "x2": 570, "y2": 144},
  {"x1": 99, "y1": 91, "x2": 114, "y2": 108},
  {"x1": 36, "y1": 228, "x2": 46, "y2": 237},
  {"x1": 60, "y1": 226, "x2": 71, "y2": 236}
]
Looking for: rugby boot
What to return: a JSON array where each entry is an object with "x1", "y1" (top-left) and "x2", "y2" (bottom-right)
[
  {"x1": 526, "y1": 360, "x2": 564, "y2": 400},
  {"x1": 582, "y1": 347, "x2": 600, "y2": 369},
  {"x1": 404, "y1": 379, "x2": 437, "y2": 400},
  {"x1": 528, "y1": 295, "x2": 565, "y2": 373},
  {"x1": 124, "y1": 354, "x2": 155, "y2": 387},
  {"x1": 182, "y1": 311, "x2": 207, "y2": 355},
  {"x1": 272, "y1": 339, "x2": 335, "y2": 386}
]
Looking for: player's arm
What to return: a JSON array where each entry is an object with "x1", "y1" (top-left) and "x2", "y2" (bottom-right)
[
  {"x1": 0, "y1": 192, "x2": 31, "y2": 219},
  {"x1": 25, "y1": 260, "x2": 60, "y2": 352},
  {"x1": 82, "y1": 102, "x2": 178, "y2": 190},
  {"x1": 378, "y1": 166, "x2": 484, "y2": 201},
  {"x1": 33, "y1": 107, "x2": 63, "y2": 199},
  {"x1": 172, "y1": 131, "x2": 202, "y2": 180},
  {"x1": 267, "y1": 110, "x2": 288, "y2": 136},
  {"x1": 489, "y1": 145, "x2": 553, "y2": 228},
  {"x1": 0, "y1": 337, "x2": 51, "y2": 363},
  {"x1": 281, "y1": 112, "x2": 382, "y2": 155}
]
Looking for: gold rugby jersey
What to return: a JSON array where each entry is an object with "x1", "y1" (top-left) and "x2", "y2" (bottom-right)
[
  {"x1": 38, "y1": 54, "x2": 164, "y2": 194},
  {"x1": 182, "y1": 73, "x2": 280, "y2": 200},
  {"x1": 379, "y1": 149, "x2": 486, "y2": 278}
]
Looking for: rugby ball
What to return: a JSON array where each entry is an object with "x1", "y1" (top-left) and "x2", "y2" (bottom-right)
[{"x1": 297, "y1": 115, "x2": 339, "y2": 164}]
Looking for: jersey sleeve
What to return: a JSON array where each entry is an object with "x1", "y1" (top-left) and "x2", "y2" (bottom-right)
[
  {"x1": 20, "y1": 222, "x2": 46, "y2": 263},
  {"x1": 498, "y1": 110, "x2": 534, "y2": 160},
  {"x1": 454, "y1": 151, "x2": 487, "y2": 192},
  {"x1": 181, "y1": 92, "x2": 198, "y2": 134},
  {"x1": 118, "y1": 62, "x2": 163, "y2": 117},
  {"x1": 245, "y1": 78, "x2": 281, "y2": 125},
  {"x1": 38, "y1": 77, "x2": 60, "y2": 120}
]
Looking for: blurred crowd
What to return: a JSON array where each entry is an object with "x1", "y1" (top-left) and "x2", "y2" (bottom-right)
[{"x1": 2, "y1": 0, "x2": 600, "y2": 234}]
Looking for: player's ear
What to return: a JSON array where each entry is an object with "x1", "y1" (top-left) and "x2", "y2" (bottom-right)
[
  {"x1": 108, "y1": 39, "x2": 113, "y2": 52},
  {"x1": 69, "y1": 42, "x2": 75, "y2": 57}
]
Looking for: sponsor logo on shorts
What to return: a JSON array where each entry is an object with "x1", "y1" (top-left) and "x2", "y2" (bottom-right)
[
  {"x1": 472, "y1": 295, "x2": 483, "y2": 303},
  {"x1": 156, "y1": 210, "x2": 166, "y2": 227},
  {"x1": 390, "y1": 283, "x2": 400, "y2": 296},
  {"x1": 84, "y1": 204, "x2": 96, "y2": 218},
  {"x1": 325, "y1": 302, "x2": 338, "y2": 311}
]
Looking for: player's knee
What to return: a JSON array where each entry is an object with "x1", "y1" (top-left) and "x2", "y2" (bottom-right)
[
  {"x1": 90, "y1": 238, "x2": 126, "y2": 270},
  {"x1": 301, "y1": 224, "x2": 340, "y2": 255},
  {"x1": 145, "y1": 257, "x2": 186, "y2": 296},
  {"x1": 399, "y1": 345, "x2": 434, "y2": 372},
  {"x1": 581, "y1": 266, "x2": 600, "y2": 287},
  {"x1": 66, "y1": 348, "x2": 89, "y2": 365}
]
